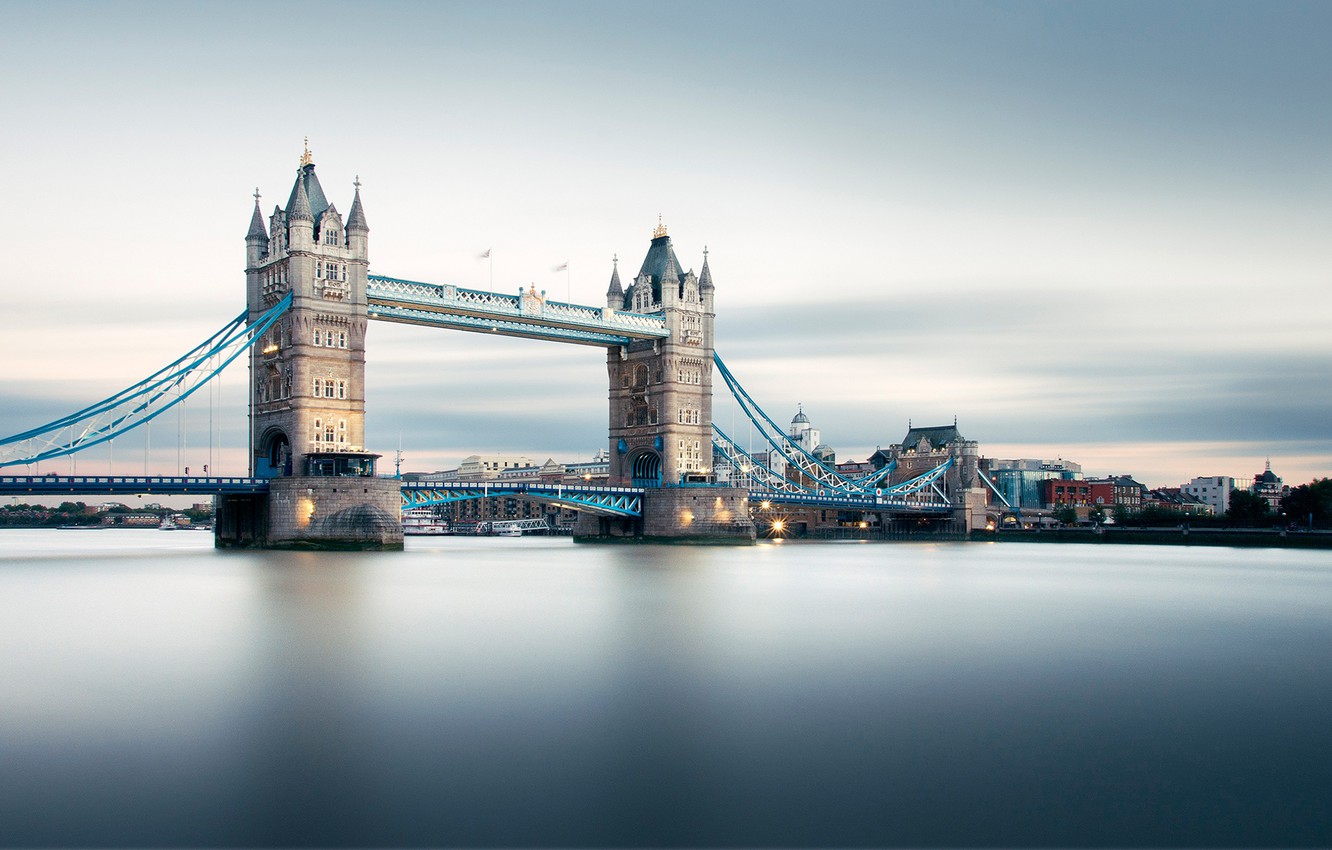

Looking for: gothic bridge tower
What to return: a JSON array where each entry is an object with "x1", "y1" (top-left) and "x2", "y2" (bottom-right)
[
  {"x1": 220, "y1": 142, "x2": 400, "y2": 549},
  {"x1": 582, "y1": 220, "x2": 754, "y2": 542},
  {"x1": 244, "y1": 142, "x2": 370, "y2": 477},
  {"x1": 603, "y1": 219, "x2": 716, "y2": 487}
]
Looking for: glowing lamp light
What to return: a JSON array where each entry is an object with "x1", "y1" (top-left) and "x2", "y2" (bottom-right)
[{"x1": 771, "y1": 519, "x2": 785, "y2": 533}]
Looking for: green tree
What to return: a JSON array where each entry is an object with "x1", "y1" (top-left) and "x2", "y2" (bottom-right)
[
  {"x1": 1053, "y1": 505, "x2": 1077, "y2": 526},
  {"x1": 1282, "y1": 478, "x2": 1332, "y2": 529},
  {"x1": 1226, "y1": 489, "x2": 1272, "y2": 527}
]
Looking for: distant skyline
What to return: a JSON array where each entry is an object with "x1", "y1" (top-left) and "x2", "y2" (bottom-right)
[{"x1": 0, "y1": 0, "x2": 1328, "y2": 488}]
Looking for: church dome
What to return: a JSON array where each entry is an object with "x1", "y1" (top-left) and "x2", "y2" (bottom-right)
[{"x1": 791, "y1": 408, "x2": 810, "y2": 426}]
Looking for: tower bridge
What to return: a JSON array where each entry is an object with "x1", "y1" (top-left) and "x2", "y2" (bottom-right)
[{"x1": 0, "y1": 145, "x2": 990, "y2": 548}]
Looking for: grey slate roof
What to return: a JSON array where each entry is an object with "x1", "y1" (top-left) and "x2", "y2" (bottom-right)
[
  {"x1": 246, "y1": 200, "x2": 268, "y2": 240},
  {"x1": 631, "y1": 234, "x2": 686, "y2": 307},
  {"x1": 606, "y1": 259, "x2": 623, "y2": 299},
  {"x1": 287, "y1": 169, "x2": 313, "y2": 222},
  {"x1": 900, "y1": 425, "x2": 964, "y2": 450},
  {"x1": 346, "y1": 185, "x2": 369, "y2": 232},
  {"x1": 699, "y1": 251, "x2": 713, "y2": 289},
  {"x1": 286, "y1": 163, "x2": 328, "y2": 223}
]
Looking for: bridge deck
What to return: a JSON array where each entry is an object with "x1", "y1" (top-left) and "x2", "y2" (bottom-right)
[
  {"x1": 0, "y1": 475, "x2": 271, "y2": 496},
  {"x1": 0, "y1": 476, "x2": 953, "y2": 516},
  {"x1": 367, "y1": 275, "x2": 669, "y2": 347}
]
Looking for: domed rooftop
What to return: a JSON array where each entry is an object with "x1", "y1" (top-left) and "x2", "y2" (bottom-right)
[{"x1": 791, "y1": 405, "x2": 810, "y2": 426}]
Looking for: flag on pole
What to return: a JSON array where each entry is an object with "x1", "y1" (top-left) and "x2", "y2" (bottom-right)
[
  {"x1": 553, "y1": 262, "x2": 568, "y2": 272},
  {"x1": 478, "y1": 248, "x2": 491, "y2": 259}
]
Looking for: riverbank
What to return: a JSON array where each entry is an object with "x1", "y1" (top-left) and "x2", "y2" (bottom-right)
[{"x1": 974, "y1": 526, "x2": 1332, "y2": 548}]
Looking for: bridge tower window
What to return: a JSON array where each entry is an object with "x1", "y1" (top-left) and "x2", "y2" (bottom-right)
[
  {"x1": 336, "y1": 380, "x2": 346, "y2": 400},
  {"x1": 338, "y1": 330, "x2": 347, "y2": 348},
  {"x1": 313, "y1": 329, "x2": 323, "y2": 347}
]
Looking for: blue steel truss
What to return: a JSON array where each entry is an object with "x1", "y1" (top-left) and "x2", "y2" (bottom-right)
[
  {"x1": 712, "y1": 353, "x2": 882, "y2": 494},
  {"x1": 0, "y1": 293, "x2": 293, "y2": 469},
  {"x1": 401, "y1": 481, "x2": 642, "y2": 517},
  {"x1": 750, "y1": 489, "x2": 953, "y2": 514},
  {"x1": 367, "y1": 275, "x2": 669, "y2": 347},
  {"x1": 711, "y1": 353, "x2": 955, "y2": 502},
  {"x1": 0, "y1": 474, "x2": 270, "y2": 496}
]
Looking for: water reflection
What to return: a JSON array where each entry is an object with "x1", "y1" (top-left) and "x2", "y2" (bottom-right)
[{"x1": 0, "y1": 531, "x2": 1329, "y2": 845}]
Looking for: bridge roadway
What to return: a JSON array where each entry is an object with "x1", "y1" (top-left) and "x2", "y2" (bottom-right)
[
  {"x1": 0, "y1": 476, "x2": 951, "y2": 517},
  {"x1": 365, "y1": 275, "x2": 670, "y2": 347}
]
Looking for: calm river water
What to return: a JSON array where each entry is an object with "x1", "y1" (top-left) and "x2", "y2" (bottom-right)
[{"x1": 1, "y1": 530, "x2": 1329, "y2": 847}]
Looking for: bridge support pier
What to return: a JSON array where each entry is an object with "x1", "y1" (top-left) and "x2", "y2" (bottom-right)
[
  {"x1": 574, "y1": 485, "x2": 755, "y2": 544},
  {"x1": 215, "y1": 477, "x2": 403, "y2": 550}
]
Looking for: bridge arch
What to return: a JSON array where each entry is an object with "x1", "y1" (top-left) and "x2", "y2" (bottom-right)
[
  {"x1": 256, "y1": 428, "x2": 291, "y2": 478},
  {"x1": 631, "y1": 450, "x2": 662, "y2": 488}
]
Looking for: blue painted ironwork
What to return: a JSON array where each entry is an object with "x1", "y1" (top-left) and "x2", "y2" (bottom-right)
[
  {"x1": 751, "y1": 489, "x2": 953, "y2": 513},
  {"x1": 712, "y1": 422, "x2": 814, "y2": 494},
  {"x1": 0, "y1": 474, "x2": 270, "y2": 496},
  {"x1": 367, "y1": 275, "x2": 668, "y2": 347},
  {"x1": 401, "y1": 481, "x2": 642, "y2": 517},
  {"x1": 0, "y1": 293, "x2": 293, "y2": 469},
  {"x1": 975, "y1": 468, "x2": 1013, "y2": 509},
  {"x1": 712, "y1": 353, "x2": 872, "y2": 494}
]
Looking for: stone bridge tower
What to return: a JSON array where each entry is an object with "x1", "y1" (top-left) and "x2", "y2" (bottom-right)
[
  {"x1": 603, "y1": 220, "x2": 715, "y2": 487},
  {"x1": 219, "y1": 143, "x2": 400, "y2": 549},
  {"x1": 244, "y1": 142, "x2": 370, "y2": 477},
  {"x1": 578, "y1": 220, "x2": 754, "y2": 542}
]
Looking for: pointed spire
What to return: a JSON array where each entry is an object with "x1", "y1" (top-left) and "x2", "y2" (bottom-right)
[
  {"x1": 246, "y1": 188, "x2": 267, "y2": 241},
  {"x1": 699, "y1": 244, "x2": 714, "y2": 290},
  {"x1": 347, "y1": 175, "x2": 369, "y2": 232},
  {"x1": 288, "y1": 168, "x2": 313, "y2": 221},
  {"x1": 606, "y1": 253, "x2": 623, "y2": 298}
]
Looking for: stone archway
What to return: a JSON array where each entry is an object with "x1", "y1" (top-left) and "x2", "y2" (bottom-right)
[
  {"x1": 256, "y1": 429, "x2": 291, "y2": 478},
  {"x1": 631, "y1": 451, "x2": 662, "y2": 488}
]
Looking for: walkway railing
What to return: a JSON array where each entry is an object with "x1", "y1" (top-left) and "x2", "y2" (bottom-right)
[{"x1": 367, "y1": 275, "x2": 668, "y2": 346}]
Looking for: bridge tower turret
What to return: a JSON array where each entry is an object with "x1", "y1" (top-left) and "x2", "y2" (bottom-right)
[
  {"x1": 221, "y1": 142, "x2": 399, "y2": 550},
  {"x1": 579, "y1": 221, "x2": 753, "y2": 543}
]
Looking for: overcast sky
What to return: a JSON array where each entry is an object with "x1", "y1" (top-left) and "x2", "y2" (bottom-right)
[{"x1": 0, "y1": 0, "x2": 1328, "y2": 488}]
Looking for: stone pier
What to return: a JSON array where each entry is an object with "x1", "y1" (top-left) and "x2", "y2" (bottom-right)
[
  {"x1": 574, "y1": 484, "x2": 755, "y2": 544},
  {"x1": 216, "y1": 476, "x2": 403, "y2": 550}
]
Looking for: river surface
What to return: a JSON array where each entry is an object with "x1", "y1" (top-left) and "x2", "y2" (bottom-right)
[{"x1": 0, "y1": 529, "x2": 1329, "y2": 847}]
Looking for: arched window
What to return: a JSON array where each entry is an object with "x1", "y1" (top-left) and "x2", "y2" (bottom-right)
[
  {"x1": 338, "y1": 331, "x2": 347, "y2": 348},
  {"x1": 312, "y1": 378, "x2": 323, "y2": 397},
  {"x1": 336, "y1": 380, "x2": 346, "y2": 400}
]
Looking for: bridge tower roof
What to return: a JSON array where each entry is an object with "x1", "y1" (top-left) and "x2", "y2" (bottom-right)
[
  {"x1": 346, "y1": 178, "x2": 369, "y2": 232},
  {"x1": 286, "y1": 143, "x2": 329, "y2": 223},
  {"x1": 633, "y1": 219, "x2": 686, "y2": 305},
  {"x1": 246, "y1": 193, "x2": 267, "y2": 241}
]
